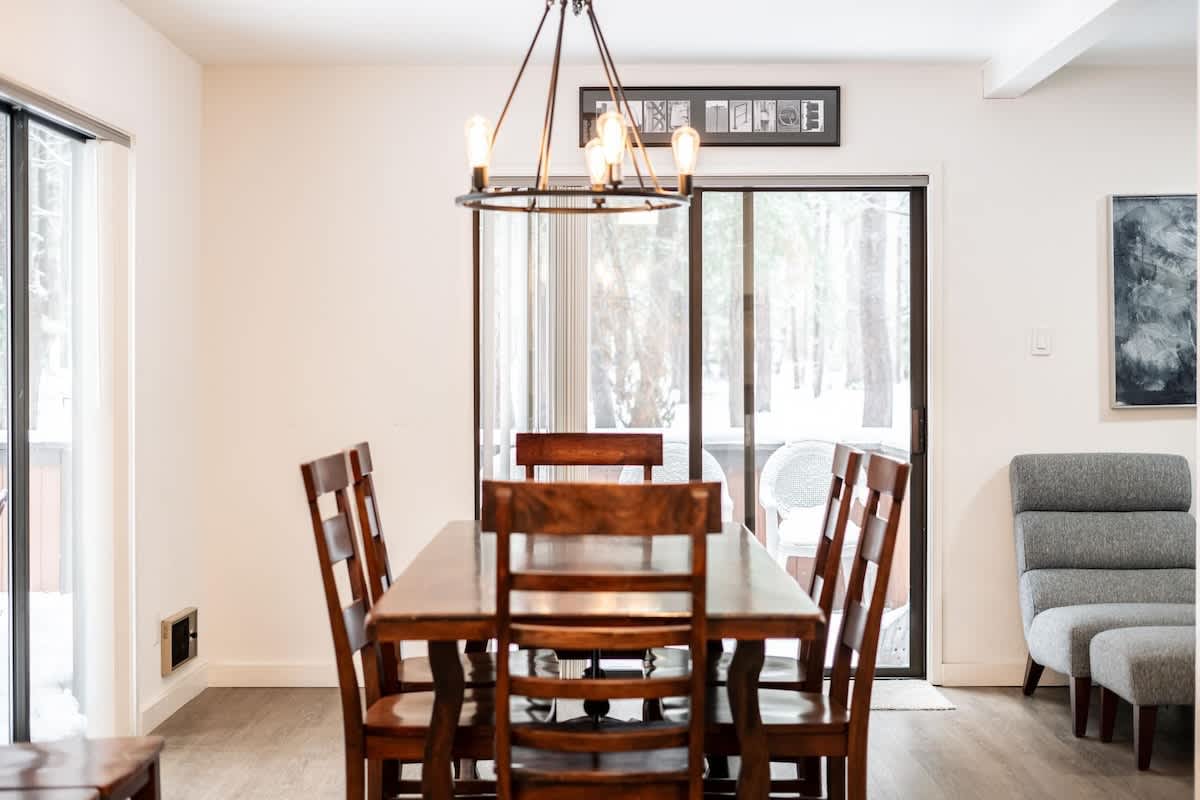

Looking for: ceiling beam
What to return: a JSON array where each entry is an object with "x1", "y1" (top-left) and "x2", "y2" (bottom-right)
[{"x1": 982, "y1": 0, "x2": 1132, "y2": 98}]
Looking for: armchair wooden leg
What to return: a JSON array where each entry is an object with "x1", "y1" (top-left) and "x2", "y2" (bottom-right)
[
  {"x1": 1099, "y1": 688, "x2": 1118, "y2": 743},
  {"x1": 1134, "y1": 705, "x2": 1157, "y2": 771},
  {"x1": 1069, "y1": 676, "x2": 1091, "y2": 737},
  {"x1": 1022, "y1": 656, "x2": 1044, "y2": 697}
]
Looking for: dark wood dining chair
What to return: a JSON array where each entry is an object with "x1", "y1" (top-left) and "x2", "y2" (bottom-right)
[
  {"x1": 0, "y1": 738, "x2": 163, "y2": 799},
  {"x1": 302, "y1": 451, "x2": 508, "y2": 800},
  {"x1": 654, "y1": 443, "x2": 864, "y2": 692},
  {"x1": 349, "y1": 441, "x2": 532, "y2": 692},
  {"x1": 700, "y1": 452, "x2": 911, "y2": 800},
  {"x1": 515, "y1": 432, "x2": 668, "y2": 697},
  {"x1": 486, "y1": 479, "x2": 715, "y2": 800}
]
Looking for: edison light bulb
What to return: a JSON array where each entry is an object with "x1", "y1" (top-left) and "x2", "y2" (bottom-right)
[
  {"x1": 464, "y1": 115, "x2": 493, "y2": 189},
  {"x1": 671, "y1": 125, "x2": 700, "y2": 194},
  {"x1": 584, "y1": 138, "x2": 608, "y2": 189},
  {"x1": 597, "y1": 110, "x2": 627, "y2": 165}
]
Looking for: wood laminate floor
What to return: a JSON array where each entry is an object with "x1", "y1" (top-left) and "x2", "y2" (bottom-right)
[{"x1": 153, "y1": 686, "x2": 1193, "y2": 799}]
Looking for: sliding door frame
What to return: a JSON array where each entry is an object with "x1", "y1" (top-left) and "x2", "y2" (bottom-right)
[
  {"x1": 471, "y1": 176, "x2": 929, "y2": 679},
  {"x1": 1, "y1": 99, "x2": 91, "y2": 741},
  {"x1": 686, "y1": 181, "x2": 928, "y2": 679}
]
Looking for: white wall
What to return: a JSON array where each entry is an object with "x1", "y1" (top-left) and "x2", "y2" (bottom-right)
[
  {"x1": 1, "y1": 0, "x2": 204, "y2": 729},
  {"x1": 198, "y1": 62, "x2": 1196, "y2": 686}
]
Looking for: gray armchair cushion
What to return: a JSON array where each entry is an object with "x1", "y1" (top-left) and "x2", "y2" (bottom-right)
[
  {"x1": 1015, "y1": 511, "x2": 1195, "y2": 572},
  {"x1": 1010, "y1": 453, "x2": 1191, "y2": 513},
  {"x1": 1090, "y1": 627, "x2": 1195, "y2": 706},
  {"x1": 1026, "y1": 603, "x2": 1194, "y2": 677},
  {"x1": 1019, "y1": 568, "x2": 1195, "y2": 631}
]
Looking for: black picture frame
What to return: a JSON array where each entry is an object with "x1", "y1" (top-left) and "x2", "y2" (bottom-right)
[{"x1": 579, "y1": 86, "x2": 841, "y2": 147}]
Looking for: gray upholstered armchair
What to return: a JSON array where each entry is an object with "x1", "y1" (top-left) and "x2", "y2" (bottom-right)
[{"x1": 1009, "y1": 453, "x2": 1195, "y2": 736}]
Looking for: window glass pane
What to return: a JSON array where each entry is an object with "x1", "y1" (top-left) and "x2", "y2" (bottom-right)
[
  {"x1": 0, "y1": 110, "x2": 9, "y2": 744},
  {"x1": 589, "y1": 209, "x2": 702, "y2": 492},
  {"x1": 751, "y1": 191, "x2": 912, "y2": 670},
  {"x1": 28, "y1": 121, "x2": 85, "y2": 740},
  {"x1": 700, "y1": 193, "x2": 745, "y2": 525}
]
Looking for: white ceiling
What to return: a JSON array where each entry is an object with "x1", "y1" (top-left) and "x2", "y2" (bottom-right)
[{"x1": 122, "y1": 0, "x2": 1196, "y2": 67}]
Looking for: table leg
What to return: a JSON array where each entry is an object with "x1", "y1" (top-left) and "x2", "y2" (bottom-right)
[
  {"x1": 705, "y1": 640, "x2": 731, "y2": 780},
  {"x1": 423, "y1": 640, "x2": 465, "y2": 800},
  {"x1": 727, "y1": 639, "x2": 767, "y2": 800}
]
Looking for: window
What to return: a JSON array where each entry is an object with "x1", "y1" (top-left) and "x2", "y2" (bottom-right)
[{"x1": 1, "y1": 103, "x2": 92, "y2": 741}]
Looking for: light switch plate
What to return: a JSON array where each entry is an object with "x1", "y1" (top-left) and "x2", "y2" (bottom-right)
[{"x1": 1031, "y1": 328, "x2": 1053, "y2": 357}]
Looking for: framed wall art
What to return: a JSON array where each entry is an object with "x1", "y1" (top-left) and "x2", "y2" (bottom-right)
[
  {"x1": 579, "y1": 86, "x2": 841, "y2": 147},
  {"x1": 1109, "y1": 193, "x2": 1197, "y2": 408}
]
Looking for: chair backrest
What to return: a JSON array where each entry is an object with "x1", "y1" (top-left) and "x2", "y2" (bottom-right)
[
  {"x1": 760, "y1": 440, "x2": 837, "y2": 515},
  {"x1": 300, "y1": 452, "x2": 384, "y2": 752},
  {"x1": 348, "y1": 442, "x2": 393, "y2": 605},
  {"x1": 618, "y1": 441, "x2": 735, "y2": 522},
  {"x1": 797, "y1": 444, "x2": 864, "y2": 689},
  {"x1": 828, "y1": 453, "x2": 910, "y2": 736},
  {"x1": 486, "y1": 480, "x2": 715, "y2": 800},
  {"x1": 515, "y1": 432, "x2": 663, "y2": 482},
  {"x1": 1009, "y1": 453, "x2": 1195, "y2": 629}
]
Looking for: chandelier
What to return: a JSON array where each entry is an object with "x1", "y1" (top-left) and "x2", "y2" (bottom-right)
[{"x1": 455, "y1": 0, "x2": 699, "y2": 215}]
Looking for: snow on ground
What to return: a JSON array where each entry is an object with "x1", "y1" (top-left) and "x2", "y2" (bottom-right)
[{"x1": 0, "y1": 592, "x2": 87, "y2": 741}]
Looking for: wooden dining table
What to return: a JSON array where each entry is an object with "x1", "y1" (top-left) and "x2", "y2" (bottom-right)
[{"x1": 367, "y1": 519, "x2": 824, "y2": 800}]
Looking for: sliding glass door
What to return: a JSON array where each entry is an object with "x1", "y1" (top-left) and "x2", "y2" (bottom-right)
[
  {"x1": 697, "y1": 187, "x2": 926, "y2": 677},
  {"x1": 475, "y1": 180, "x2": 927, "y2": 677},
  {"x1": 1, "y1": 102, "x2": 90, "y2": 741}
]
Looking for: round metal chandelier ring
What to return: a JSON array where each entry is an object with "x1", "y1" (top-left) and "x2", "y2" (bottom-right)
[{"x1": 455, "y1": 187, "x2": 690, "y2": 215}]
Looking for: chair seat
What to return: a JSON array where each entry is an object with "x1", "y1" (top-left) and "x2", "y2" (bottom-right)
[
  {"x1": 511, "y1": 745, "x2": 689, "y2": 783},
  {"x1": 1026, "y1": 603, "x2": 1195, "y2": 677},
  {"x1": 667, "y1": 688, "x2": 849, "y2": 734},
  {"x1": 397, "y1": 650, "x2": 559, "y2": 691},
  {"x1": 648, "y1": 649, "x2": 808, "y2": 688},
  {"x1": 365, "y1": 688, "x2": 546, "y2": 738},
  {"x1": 777, "y1": 507, "x2": 834, "y2": 552}
]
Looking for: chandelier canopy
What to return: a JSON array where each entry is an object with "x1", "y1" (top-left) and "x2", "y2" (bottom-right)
[{"x1": 455, "y1": 0, "x2": 699, "y2": 215}]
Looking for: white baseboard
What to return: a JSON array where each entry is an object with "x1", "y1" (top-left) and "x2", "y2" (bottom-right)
[
  {"x1": 207, "y1": 661, "x2": 339, "y2": 687},
  {"x1": 139, "y1": 659, "x2": 209, "y2": 733},
  {"x1": 935, "y1": 661, "x2": 1067, "y2": 687}
]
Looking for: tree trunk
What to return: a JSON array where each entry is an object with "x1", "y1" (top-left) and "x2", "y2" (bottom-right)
[
  {"x1": 727, "y1": 231, "x2": 744, "y2": 427},
  {"x1": 859, "y1": 194, "x2": 893, "y2": 427},
  {"x1": 756, "y1": 292, "x2": 772, "y2": 412},
  {"x1": 844, "y1": 214, "x2": 863, "y2": 390},
  {"x1": 811, "y1": 203, "x2": 829, "y2": 399},
  {"x1": 790, "y1": 305, "x2": 802, "y2": 390}
]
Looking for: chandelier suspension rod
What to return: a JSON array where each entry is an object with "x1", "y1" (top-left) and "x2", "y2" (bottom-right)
[
  {"x1": 587, "y1": 3, "x2": 663, "y2": 192},
  {"x1": 584, "y1": 5, "x2": 646, "y2": 191},
  {"x1": 489, "y1": 0, "x2": 554, "y2": 160},
  {"x1": 535, "y1": 0, "x2": 569, "y2": 192}
]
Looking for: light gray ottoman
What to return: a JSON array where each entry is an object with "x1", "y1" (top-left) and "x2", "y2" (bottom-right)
[{"x1": 1090, "y1": 626, "x2": 1194, "y2": 770}]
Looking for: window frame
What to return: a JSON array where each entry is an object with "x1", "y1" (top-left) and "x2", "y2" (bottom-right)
[{"x1": 0, "y1": 99, "x2": 91, "y2": 742}]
